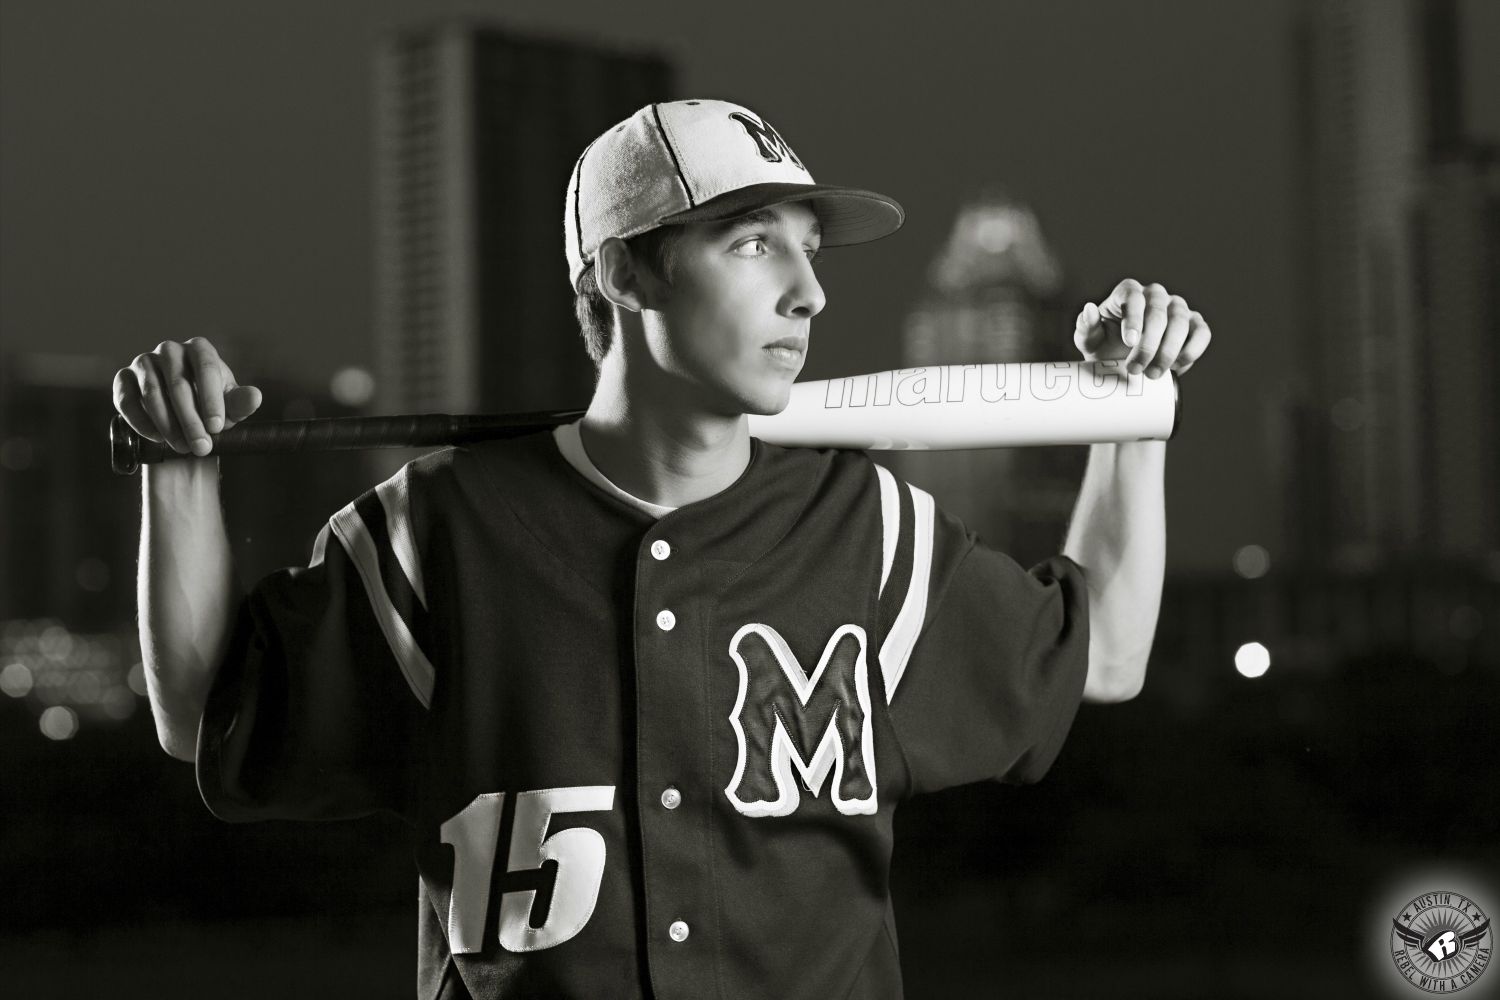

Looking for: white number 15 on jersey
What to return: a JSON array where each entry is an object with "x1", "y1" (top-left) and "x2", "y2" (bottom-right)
[{"x1": 440, "y1": 785, "x2": 615, "y2": 953}]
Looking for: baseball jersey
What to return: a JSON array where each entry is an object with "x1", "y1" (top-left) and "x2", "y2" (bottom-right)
[{"x1": 196, "y1": 427, "x2": 1090, "y2": 999}]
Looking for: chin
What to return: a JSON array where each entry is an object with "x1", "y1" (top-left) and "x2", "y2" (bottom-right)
[
  {"x1": 737, "y1": 378, "x2": 797, "y2": 417},
  {"x1": 741, "y1": 399, "x2": 789, "y2": 418}
]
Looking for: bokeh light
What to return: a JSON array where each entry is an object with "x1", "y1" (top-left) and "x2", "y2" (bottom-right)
[
  {"x1": 1235, "y1": 641, "x2": 1271, "y2": 678},
  {"x1": 0, "y1": 661, "x2": 35, "y2": 698},
  {"x1": 38, "y1": 625, "x2": 73, "y2": 660},
  {"x1": 1232, "y1": 543, "x2": 1271, "y2": 579},
  {"x1": 127, "y1": 661, "x2": 148, "y2": 697},
  {"x1": 330, "y1": 366, "x2": 377, "y2": 408},
  {"x1": 39, "y1": 705, "x2": 79, "y2": 741}
]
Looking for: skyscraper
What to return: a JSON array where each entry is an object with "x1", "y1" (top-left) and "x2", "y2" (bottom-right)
[
  {"x1": 894, "y1": 192, "x2": 1085, "y2": 564},
  {"x1": 1409, "y1": 0, "x2": 1500, "y2": 563},
  {"x1": 1285, "y1": 0, "x2": 1427, "y2": 571},
  {"x1": 1280, "y1": 0, "x2": 1499, "y2": 571},
  {"x1": 0, "y1": 354, "x2": 136, "y2": 631},
  {"x1": 1412, "y1": 149, "x2": 1500, "y2": 560},
  {"x1": 373, "y1": 24, "x2": 673, "y2": 416}
]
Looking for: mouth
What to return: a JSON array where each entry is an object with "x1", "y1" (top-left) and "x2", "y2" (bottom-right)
[{"x1": 763, "y1": 337, "x2": 808, "y2": 368}]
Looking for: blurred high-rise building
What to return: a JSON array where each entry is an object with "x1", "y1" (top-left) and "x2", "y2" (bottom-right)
[
  {"x1": 373, "y1": 24, "x2": 673, "y2": 416},
  {"x1": 1413, "y1": 149, "x2": 1500, "y2": 561},
  {"x1": 1280, "y1": 0, "x2": 1498, "y2": 571},
  {"x1": 1409, "y1": 0, "x2": 1500, "y2": 563},
  {"x1": 894, "y1": 192, "x2": 1085, "y2": 564},
  {"x1": 0, "y1": 354, "x2": 136, "y2": 632},
  {"x1": 1283, "y1": 0, "x2": 1427, "y2": 571}
]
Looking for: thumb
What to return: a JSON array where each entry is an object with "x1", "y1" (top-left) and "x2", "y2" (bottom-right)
[
  {"x1": 1073, "y1": 302, "x2": 1106, "y2": 353},
  {"x1": 223, "y1": 384, "x2": 263, "y2": 427}
]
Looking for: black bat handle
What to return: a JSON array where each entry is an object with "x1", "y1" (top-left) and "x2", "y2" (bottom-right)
[{"x1": 110, "y1": 411, "x2": 587, "y2": 475}]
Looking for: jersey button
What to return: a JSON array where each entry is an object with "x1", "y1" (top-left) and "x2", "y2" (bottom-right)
[
  {"x1": 656, "y1": 609, "x2": 676, "y2": 631},
  {"x1": 661, "y1": 786, "x2": 682, "y2": 810},
  {"x1": 650, "y1": 539, "x2": 671, "y2": 560},
  {"x1": 669, "y1": 920, "x2": 690, "y2": 943}
]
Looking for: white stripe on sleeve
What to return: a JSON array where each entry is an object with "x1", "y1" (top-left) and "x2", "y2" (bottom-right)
[
  {"x1": 375, "y1": 464, "x2": 427, "y2": 608},
  {"x1": 308, "y1": 523, "x2": 331, "y2": 568},
  {"x1": 329, "y1": 503, "x2": 436, "y2": 709},
  {"x1": 874, "y1": 464, "x2": 900, "y2": 596},
  {"x1": 879, "y1": 483, "x2": 934, "y2": 702}
]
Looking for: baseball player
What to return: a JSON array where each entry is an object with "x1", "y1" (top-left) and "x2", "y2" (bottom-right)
[{"x1": 115, "y1": 99, "x2": 1211, "y2": 998}]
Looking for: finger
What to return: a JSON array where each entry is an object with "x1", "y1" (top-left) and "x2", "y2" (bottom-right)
[
  {"x1": 1096, "y1": 279, "x2": 1146, "y2": 349},
  {"x1": 113, "y1": 370, "x2": 166, "y2": 444},
  {"x1": 1073, "y1": 302, "x2": 1106, "y2": 354},
  {"x1": 1171, "y1": 314, "x2": 1213, "y2": 372},
  {"x1": 184, "y1": 338, "x2": 226, "y2": 434},
  {"x1": 1127, "y1": 284, "x2": 1171, "y2": 374},
  {"x1": 216, "y1": 358, "x2": 260, "y2": 430},
  {"x1": 1147, "y1": 297, "x2": 1193, "y2": 378},
  {"x1": 223, "y1": 385, "x2": 263, "y2": 426},
  {"x1": 129, "y1": 353, "x2": 186, "y2": 452},
  {"x1": 154, "y1": 342, "x2": 212, "y2": 456}
]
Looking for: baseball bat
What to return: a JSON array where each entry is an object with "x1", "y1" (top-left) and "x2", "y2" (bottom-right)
[{"x1": 110, "y1": 361, "x2": 1179, "y2": 475}]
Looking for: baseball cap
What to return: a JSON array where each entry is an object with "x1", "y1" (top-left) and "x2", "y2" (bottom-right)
[{"x1": 564, "y1": 99, "x2": 905, "y2": 290}]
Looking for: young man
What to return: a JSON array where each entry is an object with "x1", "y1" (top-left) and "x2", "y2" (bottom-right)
[{"x1": 115, "y1": 99, "x2": 1211, "y2": 998}]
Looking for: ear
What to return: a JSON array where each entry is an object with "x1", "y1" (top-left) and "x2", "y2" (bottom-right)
[{"x1": 596, "y1": 237, "x2": 649, "y2": 314}]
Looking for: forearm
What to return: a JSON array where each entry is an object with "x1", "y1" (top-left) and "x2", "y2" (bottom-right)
[
  {"x1": 1062, "y1": 439, "x2": 1166, "y2": 702},
  {"x1": 139, "y1": 459, "x2": 240, "y2": 761}
]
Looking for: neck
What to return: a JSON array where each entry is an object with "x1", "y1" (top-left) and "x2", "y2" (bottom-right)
[{"x1": 581, "y1": 355, "x2": 752, "y2": 509}]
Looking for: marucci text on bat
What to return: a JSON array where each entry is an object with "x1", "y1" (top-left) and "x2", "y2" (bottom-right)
[{"x1": 822, "y1": 362, "x2": 1149, "y2": 410}]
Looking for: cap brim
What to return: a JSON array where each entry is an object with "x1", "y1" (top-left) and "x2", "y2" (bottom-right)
[{"x1": 658, "y1": 182, "x2": 905, "y2": 247}]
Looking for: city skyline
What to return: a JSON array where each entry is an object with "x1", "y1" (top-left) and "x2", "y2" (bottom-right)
[
  {"x1": 3, "y1": 0, "x2": 1499, "y2": 577},
  {"x1": 3, "y1": 6, "x2": 1497, "y2": 993}
]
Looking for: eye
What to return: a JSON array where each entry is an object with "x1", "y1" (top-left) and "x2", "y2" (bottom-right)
[
  {"x1": 734, "y1": 236, "x2": 769, "y2": 256},
  {"x1": 805, "y1": 246, "x2": 824, "y2": 266}
]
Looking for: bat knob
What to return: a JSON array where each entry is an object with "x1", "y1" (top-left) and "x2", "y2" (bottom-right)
[{"x1": 110, "y1": 415, "x2": 141, "y2": 476}]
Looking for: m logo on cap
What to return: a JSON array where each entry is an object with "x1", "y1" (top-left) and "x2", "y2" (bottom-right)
[{"x1": 729, "y1": 111, "x2": 806, "y2": 171}]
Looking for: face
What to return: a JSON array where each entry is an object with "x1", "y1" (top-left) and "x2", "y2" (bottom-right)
[{"x1": 639, "y1": 201, "x2": 826, "y2": 417}]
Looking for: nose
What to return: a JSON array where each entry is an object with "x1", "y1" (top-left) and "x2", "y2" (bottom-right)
[{"x1": 779, "y1": 254, "x2": 826, "y2": 320}]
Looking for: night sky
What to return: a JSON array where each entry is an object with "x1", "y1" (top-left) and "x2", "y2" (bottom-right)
[{"x1": 3, "y1": 0, "x2": 1497, "y2": 571}]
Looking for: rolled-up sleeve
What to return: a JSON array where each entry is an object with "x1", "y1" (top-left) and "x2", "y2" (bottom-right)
[
  {"x1": 883, "y1": 502, "x2": 1090, "y2": 794},
  {"x1": 198, "y1": 505, "x2": 430, "y2": 823}
]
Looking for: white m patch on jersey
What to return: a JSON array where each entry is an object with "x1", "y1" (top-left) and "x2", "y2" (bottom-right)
[{"x1": 724, "y1": 623, "x2": 877, "y2": 818}]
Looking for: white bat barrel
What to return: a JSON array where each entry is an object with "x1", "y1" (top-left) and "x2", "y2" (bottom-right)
[{"x1": 748, "y1": 361, "x2": 1179, "y2": 450}]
